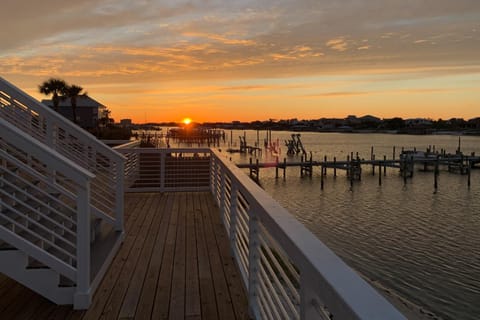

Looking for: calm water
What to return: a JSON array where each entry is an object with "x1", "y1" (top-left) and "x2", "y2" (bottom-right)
[{"x1": 175, "y1": 130, "x2": 480, "y2": 319}]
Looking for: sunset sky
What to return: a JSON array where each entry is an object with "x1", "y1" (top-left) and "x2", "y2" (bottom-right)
[{"x1": 1, "y1": 0, "x2": 479, "y2": 123}]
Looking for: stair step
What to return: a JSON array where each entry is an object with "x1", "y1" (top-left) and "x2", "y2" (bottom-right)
[
  {"x1": 0, "y1": 239, "x2": 15, "y2": 250},
  {"x1": 59, "y1": 275, "x2": 76, "y2": 288}
]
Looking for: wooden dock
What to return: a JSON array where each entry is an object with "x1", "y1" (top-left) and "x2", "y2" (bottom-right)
[
  {"x1": 237, "y1": 150, "x2": 480, "y2": 189},
  {"x1": 0, "y1": 192, "x2": 248, "y2": 320}
]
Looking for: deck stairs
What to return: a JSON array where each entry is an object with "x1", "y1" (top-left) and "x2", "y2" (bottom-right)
[{"x1": 0, "y1": 77, "x2": 125, "y2": 309}]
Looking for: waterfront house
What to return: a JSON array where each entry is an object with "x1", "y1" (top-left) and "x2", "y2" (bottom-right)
[{"x1": 41, "y1": 95, "x2": 106, "y2": 129}]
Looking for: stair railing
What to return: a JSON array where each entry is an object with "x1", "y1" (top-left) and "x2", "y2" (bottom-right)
[
  {"x1": 0, "y1": 77, "x2": 124, "y2": 232},
  {"x1": 0, "y1": 118, "x2": 94, "y2": 308}
]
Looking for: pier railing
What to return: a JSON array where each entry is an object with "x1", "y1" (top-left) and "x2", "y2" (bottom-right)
[
  {"x1": 115, "y1": 146, "x2": 211, "y2": 192},
  {"x1": 116, "y1": 145, "x2": 405, "y2": 319}
]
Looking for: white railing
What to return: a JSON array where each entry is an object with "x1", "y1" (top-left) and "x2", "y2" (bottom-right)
[
  {"x1": 211, "y1": 151, "x2": 404, "y2": 319},
  {"x1": 0, "y1": 118, "x2": 94, "y2": 307},
  {"x1": 115, "y1": 146, "x2": 211, "y2": 193},
  {"x1": 0, "y1": 77, "x2": 124, "y2": 231},
  {"x1": 209, "y1": 149, "x2": 406, "y2": 319},
  {"x1": 118, "y1": 145, "x2": 405, "y2": 319}
]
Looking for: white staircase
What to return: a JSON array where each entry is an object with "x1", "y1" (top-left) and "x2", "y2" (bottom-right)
[{"x1": 0, "y1": 77, "x2": 125, "y2": 309}]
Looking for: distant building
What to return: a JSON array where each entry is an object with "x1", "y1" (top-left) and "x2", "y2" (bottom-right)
[
  {"x1": 467, "y1": 117, "x2": 480, "y2": 129},
  {"x1": 120, "y1": 119, "x2": 132, "y2": 127},
  {"x1": 42, "y1": 95, "x2": 105, "y2": 128},
  {"x1": 405, "y1": 118, "x2": 433, "y2": 127},
  {"x1": 359, "y1": 115, "x2": 381, "y2": 123}
]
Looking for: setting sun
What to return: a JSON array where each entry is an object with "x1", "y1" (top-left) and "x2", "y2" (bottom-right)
[{"x1": 183, "y1": 118, "x2": 192, "y2": 125}]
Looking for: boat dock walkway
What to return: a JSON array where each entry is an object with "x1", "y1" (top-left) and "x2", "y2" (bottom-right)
[
  {"x1": 0, "y1": 192, "x2": 248, "y2": 320},
  {"x1": 237, "y1": 151, "x2": 480, "y2": 189}
]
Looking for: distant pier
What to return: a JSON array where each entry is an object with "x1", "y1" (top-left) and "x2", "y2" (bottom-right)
[{"x1": 236, "y1": 147, "x2": 480, "y2": 191}]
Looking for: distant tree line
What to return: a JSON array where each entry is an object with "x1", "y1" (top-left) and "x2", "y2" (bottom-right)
[{"x1": 199, "y1": 116, "x2": 480, "y2": 133}]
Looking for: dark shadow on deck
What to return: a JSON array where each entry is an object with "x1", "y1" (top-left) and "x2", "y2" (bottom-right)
[{"x1": 0, "y1": 192, "x2": 249, "y2": 320}]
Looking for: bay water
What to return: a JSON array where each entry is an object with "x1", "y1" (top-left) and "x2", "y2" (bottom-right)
[{"x1": 170, "y1": 129, "x2": 480, "y2": 319}]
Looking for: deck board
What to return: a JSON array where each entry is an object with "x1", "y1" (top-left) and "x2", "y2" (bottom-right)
[{"x1": 0, "y1": 192, "x2": 248, "y2": 320}]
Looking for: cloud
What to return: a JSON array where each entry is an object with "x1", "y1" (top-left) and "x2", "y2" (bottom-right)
[
  {"x1": 304, "y1": 91, "x2": 371, "y2": 98},
  {"x1": 326, "y1": 38, "x2": 348, "y2": 52},
  {"x1": 181, "y1": 32, "x2": 256, "y2": 46},
  {"x1": 357, "y1": 45, "x2": 370, "y2": 50}
]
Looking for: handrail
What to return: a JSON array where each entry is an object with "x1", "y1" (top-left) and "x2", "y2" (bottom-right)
[
  {"x1": 0, "y1": 117, "x2": 94, "y2": 299},
  {"x1": 210, "y1": 149, "x2": 405, "y2": 319},
  {"x1": 0, "y1": 76, "x2": 125, "y2": 231},
  {"x1": 0, "y1": 76, "x2": 124, "y2": 162},
  {"x1": 0, "y1": 118, "x2": 94, "y2": 181},
  {"x1": 113, "y1": 140, "x2": 141, "y2": 149}
]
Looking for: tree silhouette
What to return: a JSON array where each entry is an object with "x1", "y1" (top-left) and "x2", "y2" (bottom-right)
[
  {"x1": 62, "y1": 84, "x2": 85, "y2": 124},
  {"x1": 38, "y1": 78, "x2": 67, "y2": 112}
]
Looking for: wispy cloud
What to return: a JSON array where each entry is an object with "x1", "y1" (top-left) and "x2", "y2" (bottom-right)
[
  {"x1": 326, "y1": 38, "x2": 348, "y2": 52},
  {"x1": 303, "y1": 91, "x2": 371, "y2": 98}
]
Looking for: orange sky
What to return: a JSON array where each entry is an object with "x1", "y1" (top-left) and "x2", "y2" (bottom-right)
[{"x1": 1, "y1": 1, "x2": 479, "y2": 123}]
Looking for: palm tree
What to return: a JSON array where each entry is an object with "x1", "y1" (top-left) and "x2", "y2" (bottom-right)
[
  {"x1": 62, "y1": 84, "x2": 85, "y2": 124},
  {"x1": 38, "y1": 78, "x2": 67, "y2": 112}
]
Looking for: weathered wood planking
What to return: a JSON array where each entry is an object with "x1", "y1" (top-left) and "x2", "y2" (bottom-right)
[{"x1": 0, "y1": 192, "x2": 248, "y2": 320}]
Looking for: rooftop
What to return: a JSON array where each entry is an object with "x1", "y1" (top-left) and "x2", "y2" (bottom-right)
[{"x1": 41, "y1": 95, "x2": 105, "y2": 108}]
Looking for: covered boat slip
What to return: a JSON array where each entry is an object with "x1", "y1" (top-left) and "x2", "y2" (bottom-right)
[{"x1": 0, "y1": 192, "x2": 249, "y2": 320}]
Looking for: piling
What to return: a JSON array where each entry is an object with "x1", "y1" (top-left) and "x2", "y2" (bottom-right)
[
  {"x1": 324, "y1": 155, "x2": 327, "y2": 176},
  {"x1": 349, "y1": 156, "x2": 354, "y2": 189},
  {"x1": 467, "y1": 157, "x2": 471, "y2": 188},
  {"x1": 321, "y1": 166, "x2": 324, "y2": 190},
  {"x1": 346, "y1": 155, "x2": 350, "y2": 177},
  {"x1": 434, "y1": 155, "x2": 439, "y2": 191},
  {"x1": 379, "y1": 162, "x2": 382, "y2": 186},
  {"x1": 249, "y1": 157, "x2": 252, "y2": 177},
  {"x1": 383, "y1": 155, "x2": 387, "y2": 176},
  {"x1": 333, "y1": 157, "x2": 337, "y2": 177},
  {"x1": 372, "y1": 154, "x2": 375, "y2": 176}
]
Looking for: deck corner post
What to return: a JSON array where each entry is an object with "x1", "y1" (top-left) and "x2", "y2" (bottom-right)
[
  {"x1": 160, "y1": 151, "x2": 166, "y2": 192},
  {"x1": 210, "y1": 154, "x2": 217, "y2": 197}
]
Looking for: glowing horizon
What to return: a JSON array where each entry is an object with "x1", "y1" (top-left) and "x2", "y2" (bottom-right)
[{"x1": 2, "y1": 1, "x2": 479, "y2": 123}]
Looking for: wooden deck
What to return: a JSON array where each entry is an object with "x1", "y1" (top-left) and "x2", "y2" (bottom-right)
[{"x1": 0, "y1": 192, "x2": 249, "y2": 320}]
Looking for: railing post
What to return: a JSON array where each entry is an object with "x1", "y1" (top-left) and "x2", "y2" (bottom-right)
[
  {"x1": 212, "y1": 158, "x2": 219, "y2": 203},
  {"x1": 210, "y1": 154, "x2": 216, "y2": 195},
  {"x1": 229, "y1": 181, "x2": 238, "y2": 250},
  {"x1": 248, "y1": 208, "x2": 260, "y2": 319},
  {"x1": 74, "y1": 181, "x2": 91, "y2": 309},
  {"x1": 45, "y1": 118, "x2": 55, "y2": 148},
  {"x1": 115, "y1": 159, "x2": 124, "y2": 232},
  {"x1": 160, "y1": 151, "x2": 166, "y2": 192},
  {"x1": 220, "y1": 170, "x2": 226, "y2": 222}
]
